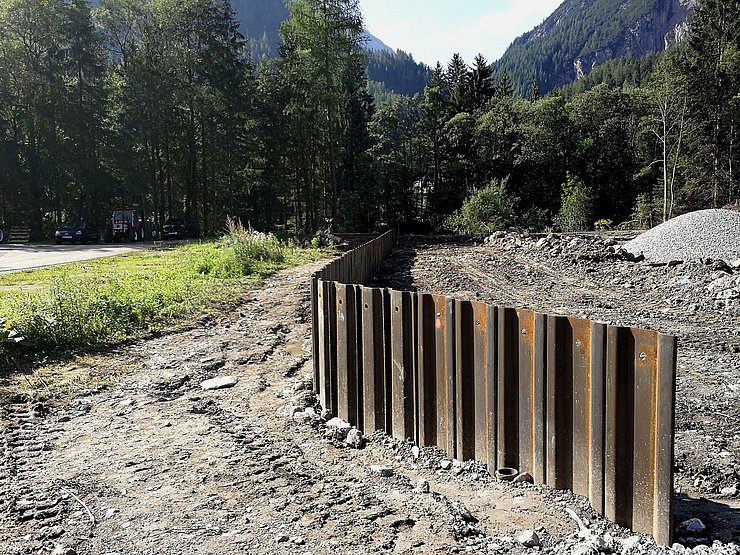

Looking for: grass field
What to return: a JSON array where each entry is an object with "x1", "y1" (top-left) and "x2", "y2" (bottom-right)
[{"x1": 0, "y1": 231, "x2": 322, "y2": 366}]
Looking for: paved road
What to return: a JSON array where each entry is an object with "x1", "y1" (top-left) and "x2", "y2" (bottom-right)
[{"x1": 0, "y1": 243, "x2": 149, "y2": 274}]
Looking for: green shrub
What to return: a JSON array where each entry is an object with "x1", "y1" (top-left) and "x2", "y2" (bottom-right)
[
  {"x1": 630, "y1": 193, "x2": 659, "y2": 229},
  {"x1": 445, "y1": 179, "x2": 518, "y2": 235},
  {"x1": 555, "y1": 173, "x2": 594, "y2": 232},
  {"x1": 520, "y1": 208, "x2": 549, "y2": 232}
]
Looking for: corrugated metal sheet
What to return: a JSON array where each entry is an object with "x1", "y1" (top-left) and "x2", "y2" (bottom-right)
[{"x1": 311, "y1": 231, "x2": 676, "y2": 545}]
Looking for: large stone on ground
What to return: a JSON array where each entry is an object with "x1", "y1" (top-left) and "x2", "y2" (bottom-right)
[{"x1": 200, "y1": 376, "x2": 238, "y2": 391}]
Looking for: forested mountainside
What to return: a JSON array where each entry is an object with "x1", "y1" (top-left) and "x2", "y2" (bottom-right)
[
  {"x1": 89, "y1": 0, "x2": 425, "y2": 94},
  {"x1": 494, "y1": 0, "x2": 698, "y2": 95},
  {"x1": 229, "y1": 0, "x2": 287, "y2": 58},
  {"x1": 555, "y1": 51, "x2": 663, "y2": 97},
  {"x1": 366, "y1": 50, "x2": 432, "y2": 96}
]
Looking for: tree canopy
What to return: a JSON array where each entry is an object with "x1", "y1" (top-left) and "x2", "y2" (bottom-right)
[{"x1": 0, "y1": 0, "x2": 736, "y2": 240}]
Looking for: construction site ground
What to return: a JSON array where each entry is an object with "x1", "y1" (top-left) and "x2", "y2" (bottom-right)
[{"x1": 1, "y1": 235, "x2": 739, "y2": 554}]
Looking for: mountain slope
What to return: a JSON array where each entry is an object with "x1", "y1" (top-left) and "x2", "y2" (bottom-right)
[
  {"x1": 366, "y1": 50, "x2": 431, "y2": 96},
  {"x1": 91, "y1": 0, "x2": 427, "y2": 94},
  {"x1": 494, "y1": 0, "x2": 697, "y2": 95},
  {"x1": 364, "y1": 32, "x2": 394, "y2": 53},
  {"x1": 232, "y1": 0, "x2": 287, "y2": 50}
]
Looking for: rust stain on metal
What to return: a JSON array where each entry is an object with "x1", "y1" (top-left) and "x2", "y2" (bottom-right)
[
  {"x1": 311, "y1": 230, "x2": 676, "y2": 546},
  {"x1": 517, "y1": 309, "x2": 535, "y2": 476},
  {"x1": 570, "y1": 317, "x2": 593, "y2": 499}
]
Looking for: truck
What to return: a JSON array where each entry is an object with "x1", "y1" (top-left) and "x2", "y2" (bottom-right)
[{"x1": 105, "y1": 209, "x2": 146, "y2": 243}]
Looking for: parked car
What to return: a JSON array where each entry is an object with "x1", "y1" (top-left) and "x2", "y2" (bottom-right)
[
  {"x1": 0, "y1": 224, "x2": 5, "y2": 243},
  {"x1": 55, "y1": 222, "x2": 99, "y2": 245},
  {"x1": 162, "y1": 218, "x2": 199, "y2": 239}
]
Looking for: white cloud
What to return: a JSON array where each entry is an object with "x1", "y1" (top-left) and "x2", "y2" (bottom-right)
[
  {"x1": 437, "y1": 1, "x2": 562, "y2": 62},
  {"x1": 362, "y1": 0, "x2": 563, "y2": 66}
]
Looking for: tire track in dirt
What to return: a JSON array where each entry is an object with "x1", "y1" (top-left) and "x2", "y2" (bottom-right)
[{"x1": 2, "y1": 261, "x2": 612, "y2": 555}]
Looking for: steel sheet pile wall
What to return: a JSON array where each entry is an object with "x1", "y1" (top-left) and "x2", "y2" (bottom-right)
[{"x1": 311, "y1": 233, "x2": 677, "y2": 545}]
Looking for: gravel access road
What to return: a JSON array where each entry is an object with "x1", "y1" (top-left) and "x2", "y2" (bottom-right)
[{"x1": 0, "y1": 243, "x2": 149, "y2": 274}]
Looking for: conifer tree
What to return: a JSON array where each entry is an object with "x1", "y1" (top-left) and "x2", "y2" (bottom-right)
[
  {"x1": 470, "y1": 54, "x2": 495, "y2": 109},
  {"x1": 496, "y1": 69, "x2": 515, "y2": 98},
  {"x1": 447, "y1": 53, "x2": 471, "y2": 113},
  {"x1": 528, "y1": 79, "x2": 540, "y2": 102},
  {"x1": 419, "y1": 63, "x2": 450, "y2": 193},
  {"x1": 683, "y1": 0, "x2": 740, "y2": 206}
]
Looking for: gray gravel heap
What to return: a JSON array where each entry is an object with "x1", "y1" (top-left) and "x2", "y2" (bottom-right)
[{"x1": 625, "y1": 209, "x2": 740, "y2": 263}]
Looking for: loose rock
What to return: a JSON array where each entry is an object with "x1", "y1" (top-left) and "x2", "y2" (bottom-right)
[
  {"x1": 325, "y1": 417, "x2": 352, "y2": 439},
  {"x1": 345, "y1": 428, "x2": 364, "y2": 449},
  {"x1": 415, "y1": 478, "x2": 430, "y2": 494},
  {"x1": 572, "y1": 545, "x2": 597, "y2": 555},
  {"x1": 200, "y1": 376, "x2": 238, "y2": 391},
  {"x1": 677, "y1": 517, "x2": 707, "y2": 536},
  {"x1": 369, "y1": 465, "x2": 394, "y2": 477},
  {"x1": 516, "y1": 530, "x2": 540, "y2": 548},
  {"x1": 720, "y1": 485, "x2": 738, "y2": 497},
  {"x1": 619, "y1": 536, "x2": 641, "y2": 551},
  {"x1": 292, "y1": 411, "x2": 312, "y2": 424}
]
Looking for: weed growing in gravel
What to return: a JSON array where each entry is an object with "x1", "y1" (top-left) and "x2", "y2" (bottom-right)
[{"x1": 0, "y1": 236, "x2": 320, "y2": 365}]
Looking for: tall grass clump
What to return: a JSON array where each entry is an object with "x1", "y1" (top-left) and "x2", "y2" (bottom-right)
[
  {"x1": 0, "y1": 271, "x2": 209, "y2": 357},
  {"x1": 195, "y1": 218, "x2": 288, "y2": 278}
]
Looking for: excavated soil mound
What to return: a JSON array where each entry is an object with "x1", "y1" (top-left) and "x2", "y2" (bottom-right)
[{"x1": 625, "y1": 209, "x2": 740, "y2": 263}]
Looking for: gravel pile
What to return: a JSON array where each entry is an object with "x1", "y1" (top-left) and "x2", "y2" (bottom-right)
[{"x1": 625, "y1": 210, "x2": 740, "y2": 263}]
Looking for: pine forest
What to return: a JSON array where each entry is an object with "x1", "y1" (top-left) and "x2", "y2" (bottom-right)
[{"x1": 0, "y1": 0, "x2": 738, "y2": 240}]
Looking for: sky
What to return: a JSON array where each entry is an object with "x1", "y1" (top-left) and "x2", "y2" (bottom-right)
[{"x1": 360, "y1": 0, "x2": 563, "y2": 67}]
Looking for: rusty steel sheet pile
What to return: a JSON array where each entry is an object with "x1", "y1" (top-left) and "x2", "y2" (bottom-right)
[{"x1": 311, "y1": 231, "x2": 677, "y2": 545}]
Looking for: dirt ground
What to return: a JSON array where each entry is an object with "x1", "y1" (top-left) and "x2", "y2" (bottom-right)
[
  {"x1": 0, "y1": 260, "x2": 625, "y2": 555},
  {"x1": 370, "y1": 234, "x2": 740, "y2": 548},
  {"x1": 1, "y1": 240, "x2": 738, "y2": 555}
]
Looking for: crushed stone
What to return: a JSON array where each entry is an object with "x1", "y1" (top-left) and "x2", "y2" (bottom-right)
[{"x1": 624, "y1": 209, "x2": 740, "y2": 263}]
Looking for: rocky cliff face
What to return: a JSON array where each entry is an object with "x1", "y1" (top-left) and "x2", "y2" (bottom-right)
[
  {"x1": 495, "y1": 0, "x2": 698, "y2": 95},
  {"x1": 572, "y1": 0, "x2": 698, "y2": 81}
]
